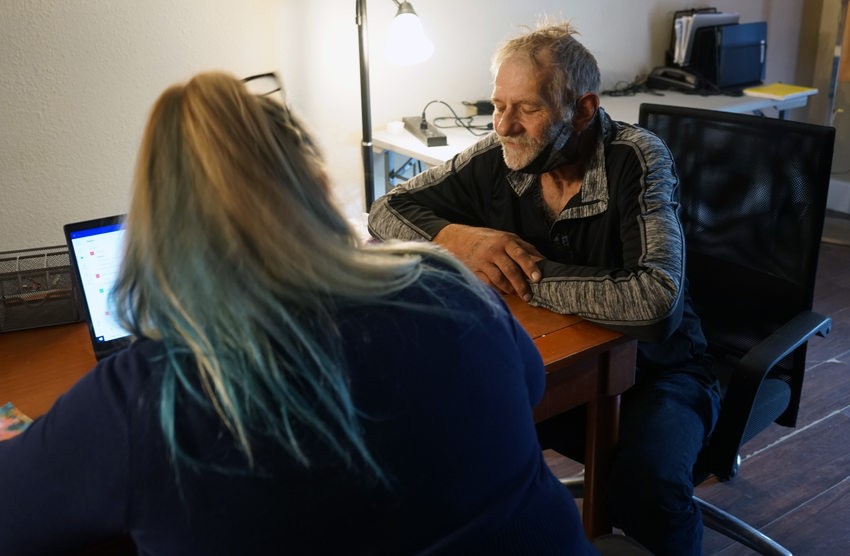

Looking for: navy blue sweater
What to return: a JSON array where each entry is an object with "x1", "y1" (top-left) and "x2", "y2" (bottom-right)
[{"x1": 0, "y1": 274, "x2": 597, "y2": 555}]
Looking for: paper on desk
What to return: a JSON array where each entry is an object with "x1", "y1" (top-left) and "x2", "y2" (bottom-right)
[
  {"x1": 0, "y1": 402, "x2": 33, "y2": 441},
  {"x1": 673, "y1": 15, "x2": 690, "y2": 66},
  {"x1": 673, "y1": 12, "x2": 740, "y2": 66},
  {"x1": 673, "y1": 17, "x2": 686, "y2": 66}
]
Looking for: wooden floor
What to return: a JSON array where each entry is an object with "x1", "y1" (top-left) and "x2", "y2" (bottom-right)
[{"x1": 545, "y1": 232, "x2": 850, "y2": 555}]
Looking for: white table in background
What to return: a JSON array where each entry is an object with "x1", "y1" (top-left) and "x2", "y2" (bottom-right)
[{"x1": 371, "y1": 91, "x2": 811, "y2": 194}]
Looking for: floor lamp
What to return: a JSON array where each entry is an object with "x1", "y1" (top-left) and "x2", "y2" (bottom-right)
[{"x1": 356, "y1": 0, "x2": 433, "y2": 211}]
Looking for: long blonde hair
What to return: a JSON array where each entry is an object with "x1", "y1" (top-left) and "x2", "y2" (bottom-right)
[{"x1": 113, "y1": 71, "x2": 494, "y2": 476}]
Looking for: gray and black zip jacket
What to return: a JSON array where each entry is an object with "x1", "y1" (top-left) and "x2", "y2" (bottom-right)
[{"x1": 368, "y1": 108, "x2": 710, "y2": 374}]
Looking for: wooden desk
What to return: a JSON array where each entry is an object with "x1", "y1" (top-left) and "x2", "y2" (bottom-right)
[
  {"x1": 0, "y1": 322, "x2": 95, "y2": 418},
  {"x1": 0, "y1": 307, "x2": 636, "y2": 539},
  {"x1": 598, "y1": 90, "x2": 811, "y2": 124},
  {"x1": 502, "y1": 295, "x2": 637, "y2": 537}
]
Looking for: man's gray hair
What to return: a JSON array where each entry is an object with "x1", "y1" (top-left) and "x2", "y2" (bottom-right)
[{"x1": 492, "y1": 20, "x2": 601, "y2": 119}]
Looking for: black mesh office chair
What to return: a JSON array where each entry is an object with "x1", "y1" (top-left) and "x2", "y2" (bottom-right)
[{"x1": 635, "y1": 103, "x2": 835, "y2": 555}]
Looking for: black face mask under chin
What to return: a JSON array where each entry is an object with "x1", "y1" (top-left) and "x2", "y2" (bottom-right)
[{"x1": 517, "y1": 121, "x2": 579, "y2": 175}]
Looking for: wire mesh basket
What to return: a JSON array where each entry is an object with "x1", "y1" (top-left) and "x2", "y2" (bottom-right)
[{"x1": 0, "y1": 245, "x2": 82, "y2": 333}]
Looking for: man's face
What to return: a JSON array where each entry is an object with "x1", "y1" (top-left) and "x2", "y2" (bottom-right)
[{"x1": 491, "y1": 55, "x2": 560, "y2": 170}]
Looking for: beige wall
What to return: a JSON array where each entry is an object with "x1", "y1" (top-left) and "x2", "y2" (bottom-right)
[
  {"x1": 798, "y1": 0, "x2": 850, "y2": 212},
  {"x1": 0, "y1": 0, "x2": 808, "y2": 251},
  {"x1": 835, "y1": 1, "x2": 850, "y2": 211},
  {"x1": 798, "y1": 0, "x2": 842, "y2": 125}
]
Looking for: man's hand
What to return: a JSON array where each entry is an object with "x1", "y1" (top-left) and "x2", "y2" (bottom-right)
[{"x1": 433, "y1": 224, "x2": 543, "y2": 300}]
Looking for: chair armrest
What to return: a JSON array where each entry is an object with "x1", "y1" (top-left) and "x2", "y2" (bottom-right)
[
  {"x1": 707, "y1": 311, "x2": 831, "y2": 478},
  {"x1": 725, "y1": 310, "x2": 831, "y2": 408},
  {"x1": 736, "y1": 310, "x2": 831, "y2": 380}
]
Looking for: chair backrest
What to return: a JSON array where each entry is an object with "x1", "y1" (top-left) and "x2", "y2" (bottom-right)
[{"x1": 638, "y1": 104, "x2": 835, "y2": 476}]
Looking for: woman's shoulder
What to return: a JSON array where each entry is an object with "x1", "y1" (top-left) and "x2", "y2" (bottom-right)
[
  {"x1": 100, "y1": 337, "x2": 166, "y2": 370},
  {"x1": 87, "y1": 338, "x2": 167, "y2": 402}
]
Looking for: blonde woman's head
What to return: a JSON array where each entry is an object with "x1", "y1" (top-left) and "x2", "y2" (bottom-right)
[{"x1": 114, "y1": 71, "x2": 482, "y2": 473}]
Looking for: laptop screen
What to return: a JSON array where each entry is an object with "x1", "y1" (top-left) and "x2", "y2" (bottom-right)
[{"x1": 64, "y1": 215, "x2": 132, "y2": 358}]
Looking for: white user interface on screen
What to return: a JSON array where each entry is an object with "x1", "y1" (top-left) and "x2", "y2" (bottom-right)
[{"x1": 70, "y1": 224, "x2": 130, "y2": 343}]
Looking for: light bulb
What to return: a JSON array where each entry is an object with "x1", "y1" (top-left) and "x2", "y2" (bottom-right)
[{"x1": 384, "y1": 12, "x2": 434, "y2": 66}]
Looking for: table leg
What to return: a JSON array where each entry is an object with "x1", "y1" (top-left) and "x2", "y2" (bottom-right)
[{"x1": 582, "y1": 393, "x2": 621, "y2": 538}]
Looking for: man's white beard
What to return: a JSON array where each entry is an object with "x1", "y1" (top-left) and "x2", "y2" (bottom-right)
[{"x1": 498, "y1": 120, "x2": 563, "y2": 170}]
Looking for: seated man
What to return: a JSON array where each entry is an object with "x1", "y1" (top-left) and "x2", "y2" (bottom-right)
[{"x1": 369, "y1": 20, "x2": 721, "y2": 556}]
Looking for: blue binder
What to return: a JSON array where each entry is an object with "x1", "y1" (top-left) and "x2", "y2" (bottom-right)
[{"x1": 690, "y1": 22, "x2": 767, "y2": 89}]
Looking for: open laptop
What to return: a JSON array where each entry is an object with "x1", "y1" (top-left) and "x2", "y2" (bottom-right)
[{"x1": 64, "y1": 215, "x2": 132, "y2": 360}]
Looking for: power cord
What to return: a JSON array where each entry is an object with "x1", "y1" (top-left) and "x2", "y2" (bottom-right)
[
  {"x1": 678, "y1": 66, "x2": 744, "y2": 97},
  {"x1": 601, "y1": 74, "x2": 662, "y2": 97},
  {"x1": 601, "y1": 71, "x2": 744, "y2": 98},
  {"x1": 419, "y1": 100, "x2": 493, "y2": 136}
]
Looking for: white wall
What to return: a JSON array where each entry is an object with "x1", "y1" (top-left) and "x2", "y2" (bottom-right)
[
  {"x1": 0, "y1": 0, "x2": 282, "y2": 252},
  {"x1": 0, "y1": 0, "x2": 805, "y2": 252}
]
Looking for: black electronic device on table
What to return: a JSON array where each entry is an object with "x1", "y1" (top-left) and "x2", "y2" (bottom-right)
[{"x1": 64, "y1": 214, "x2": 132, "y2": 360}]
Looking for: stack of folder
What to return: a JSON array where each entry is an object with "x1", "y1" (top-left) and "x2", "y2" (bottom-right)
[{"x1": 671, "y1": 10, "x2": 739, "y2": 66}]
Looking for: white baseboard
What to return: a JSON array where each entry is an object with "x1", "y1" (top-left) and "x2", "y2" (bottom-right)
[{"x1": 827, "y1": 178, "x2": 850, "y2": 214}]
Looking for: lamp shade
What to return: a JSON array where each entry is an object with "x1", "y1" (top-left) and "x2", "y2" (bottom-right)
[{"x1": 384, "y1": 6, "x2": 434, "y2": 65}]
